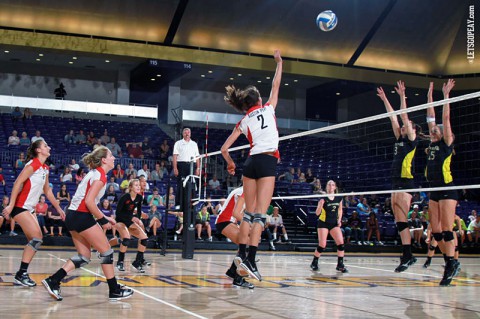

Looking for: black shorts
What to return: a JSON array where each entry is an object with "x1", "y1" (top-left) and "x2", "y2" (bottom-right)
[
  {"x1": 11, "y1": 206, "x2": 31, "y2": 218},
  {"x1": 243, "y1": 154, "x2": 277, "y2": 179},
  {"x1": 317, "y1": 220, "x2": 338, "y2": 230},
  {"x1": 391, "y1": 178, "x2": 415, "y2": 192},
  {"x1": 216, "y1": 221, "x2": 233, "y2": 235},
  {"x1": 116, "y1": 217, "x2": 134, "y2": 228},
  {"x1": 429, "y1": 189, "x2": 458, "y2": 202},
  {"x1": 65, "y1": 210, "x2": 97, "y2": 233}
]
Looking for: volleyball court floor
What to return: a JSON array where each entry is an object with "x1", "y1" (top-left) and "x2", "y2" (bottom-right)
[{"x1": 0, "y1": 246, "x2": 478, "y2": 319}]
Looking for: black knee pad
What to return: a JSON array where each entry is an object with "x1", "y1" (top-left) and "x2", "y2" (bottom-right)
[
  {"x1": 27, "y1": 238, "x2": 43, "y2": 251},
  {"x1": 316, "y1": 246, "x2": 325, "y2": 254},
  {"x1": 70, "y1": 254, "x2": 90, "y2": 268},
  {"x1": 429, "y1": 245, "x2": 436, "y2": 251},
  {"x1": 99, "y1": 249, "x2": 114, "y2": 264},
  {"x1": 396, "y1": 222, "x2": 409, "y2": 233},
  {"x1": 140, "y1": 238, "x2": 148, "y2": 247},
  {"x1": 432, "y1": 233, "x2": 444, "y2": 242},
  {"x1": 121, "y1": 238, "x2": 131, "y2": 247},
  {"x1": 443, "y1": 231, "x2": 454, "y2": 242},
  {"x1": 336, "y1": 244, "x2": 345, "y2": 252}
]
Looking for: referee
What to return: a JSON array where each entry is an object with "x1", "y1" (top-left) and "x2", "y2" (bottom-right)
[{"x1": 172, "y1": 128, "x2": 200, "y2": 208}]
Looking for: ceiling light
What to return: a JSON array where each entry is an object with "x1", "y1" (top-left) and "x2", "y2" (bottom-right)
[
  {"x1": 150, "y1": 78, "x2": 155, "y2": 81},
  {"x1": 229, "y1": 77, "x2": 234, "y2": 80},
  {"x1": 38, "y1": 53, "x2": 43, "y2": 57},
  {"x1": 391, "y1": 90, "x2": 395, "y2": 93},
  {"x1": 266, "y1": 76, "x2": 270, "y2": 80},
  {"x1": 72, "y1": 57, "x2": 77, "y2": 60},
  {"x1": 201, "y1": 74, "x2": 205, "y2": 78},
  {"x1": 415, "y1": 93, "x2": 419, "y2": 96},
  {"x1": 237, "y1": 73, "x2": 242, "y2": 77},
  {"x1": 156, "y1": 74, "x2": 161, "y2": 77},
  {"x1": 285, "y1": 83, "x2": 289, "y2": 86},
  {"x1": 68, "y1": 61, "x2": 73, "y2": 64},
  {"x1": 336, "y1": 92, "x2": 340, "y2": 95},
  {"x1": 4, "y1": 50, "x2": 9, "y2": 53},
  {"x1": 257, "y1": 80, "x2": 262, "y2": 83},
  {"x1": 36, "y1": 58, "x2": 41, "y2": 61},
  {"x1": 105, "y1": 60, "x2": 110, "y2": 63},
  {"x1": 208, "y1": 70, "x2": 213, "y2": 74}
]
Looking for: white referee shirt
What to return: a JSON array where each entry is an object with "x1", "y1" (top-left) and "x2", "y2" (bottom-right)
[
  {"x1": 173, "y1": 139, "x2": 200, "y2": 162},
  {"x1": 236, "y1": 103, "x2": 279, "y2": 158}
]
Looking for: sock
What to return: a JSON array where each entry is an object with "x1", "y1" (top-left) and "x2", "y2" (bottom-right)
[
  {"x1": 238, "y1": 244, "x2": 247, "y2": 260},
  {"x1": 312, "y1": 256, "x2": 319, "y2": 262},
  {"x1": 273, "y1": 233, "x2": 277, "y2": 240},
  {"x1": 118, "y1": 251, "x2": 125, "y2": 263},
  {"x1": 106, "y1": 277, "x2": 118, "y2": 292},
  {"x1": 51, "y1": 268, "x2": 67, "y2": 284},
  {"x1": 338, "y1": 256, "x2": 344, "y2": 265},
  {"x1": 18, "y1": 261, "x2": 29, "y2": 275},
  {"x1": 402, "y1": 245, "x2": 412, "y2": 258},
  {"x1": 135, "y1": 251, "x2": 144, "y2": 262},
  {"x1": 426, "y1": 256, "x2": 432, "y2": 263},
  {"x1": 229, "y1": 261, "x2": 236, "y2": 272},
  {"x1": 284, "y1": 234, "x2": 288, "y2": 240},
  {"x1": 443, "y1": 253, "x2": 448, "y2": 263},
  {"x1": 247, "y1": 246, "x2": 258, "y2": 263}
]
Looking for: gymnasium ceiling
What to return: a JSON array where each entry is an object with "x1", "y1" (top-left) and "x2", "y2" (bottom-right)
[{"x1": 0, "y1": 0, "x2": 477, "y2": 92}]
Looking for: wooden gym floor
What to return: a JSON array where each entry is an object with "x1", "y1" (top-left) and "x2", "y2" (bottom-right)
[{"x1": 0, "y1": 246, "x2": 479, "y2": 319}]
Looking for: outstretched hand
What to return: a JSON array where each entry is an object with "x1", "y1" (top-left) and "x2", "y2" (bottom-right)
[
  {"x1": 442, "y1": 79, "x2": 455, "y2": 96},
  {"x1": 273, "y1": 50, "x2": 282, "y2": 64},
  {"x1": 376, "y1": 87, "x2": 387, "y2": 100},
  {"x1": 395, "y1": 80, "x2": 405, "y2": 97}
]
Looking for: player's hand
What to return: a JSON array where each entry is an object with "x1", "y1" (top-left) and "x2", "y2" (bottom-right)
[
  {"x1": 58, "y1": 208, "x2": 66, "y2": 221},
  {"x1": 376, "y1": 87, "x2": 387, "y2": 101},
  {"x1": 173, "y1": 168, "x2": 179, "y2": 176},
  {"x1": 273, "y1": 50, "x2": 282, "y2": 63},
  {"x1": 227, "y1": 162, "x2": 236, "y2": 175},
  {"x1": 2, "y1": 204, "x2": 13, "y2": 218}
]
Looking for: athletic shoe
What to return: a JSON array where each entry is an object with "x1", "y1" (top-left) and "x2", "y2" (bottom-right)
[
  {"x1": 233, "y1": 276, "x2": 254, "y2": 289},
  {"x1": 377, "y1": 241, "x2": 384, "y2": 246},
  {"x1": 42, "y1": 278, "x2": 63, "y2": 301},
  {"x1": 239, "y1": 260, "x2": 262, "y2": 281},
  {"x1": 207, "y1": 237, "x2": 213, "y2": 242},
  {"x1": 116, "y1": 261, "x2": 125, "y2": 272},
  {"x1": 9, "y1": 231, "x2": 18, "y2": 236},
  {"x1": 131, "y1": 260, "x2": 145, "y2": 273},
  {"x1": 269, "y1": 244, "x2": 276, "y2": 251},
  {"x1": 141, "y1": 259, "x2": 152, "y2": 267},
  {"x1": 423, "y1": 259, "x2": 431, "y2": 268},
  {"x1": 225, "y1": 267, "x2": 236, "y2": 279},
  {"x1": 310, "y1": 260, "x2": 319, "y2": 271},
  {"x1": 14, "y1": 272, "x2": 37, "y2": 287},
  {"x1": 336, "y1": 264, "x2": 349, "y2": 273},
  {"x1": 452, "y1": 260, "x2": 461, "y2": 277},
  {"x1": 394, "y1": 256, "x2": 417, "y2": 273},
  {"x1": 109, "y1": 285, "x2": 134, "y2": 301},
  {"x1": 439, "y1": 260, "x2": 456, "y2": 286},
  {"x1": 357, "y1": 241, "x2": 362, "y2": 246}
]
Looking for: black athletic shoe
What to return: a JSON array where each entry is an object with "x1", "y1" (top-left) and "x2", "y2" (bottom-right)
[
  {"x1": 310, "y1": 260, "x2": 319, "y2": 271},
  {"x1": 239, "y1": 260, "x2": 262, "y2": 281},
  {"x1": 452, "y1": 260, "x2": 461, "y2": 278},
  {"x1": 394, "y1": 256, "x2": 417, "y2": 273},
  {"x1": 131, "y1": 260, "x2": 145, "y2": 273},
  {"x1": 14, "y1": 272, "x2": 37, "y2": 287},
  {"x1": 225, "y1": 267, "x2": 237, "y2": 279},
  {"x1": 232, "y1": 276, "x2": 255, "y2": 289},
  {"x1": 141, "y1": 259, "x2": 152, "y2": 267},
  {"x1": 42, "y1": 278, "x2": 63, "y2": 301},
  {"x1": 116, "y1": 261, "x2": 125, "y2": 272},
  {"x1": 439, "y1": 260, "x2": 456, "y2": 286},
  {"x1": 423, "y1": 259, "x2": 431, "y2": 269},
  {"x1": 336, "y1": 264, "x2": 349, "y2": 273},
  {"x1": 109, "y1": 285, "x2": 134, "y2": 301}
]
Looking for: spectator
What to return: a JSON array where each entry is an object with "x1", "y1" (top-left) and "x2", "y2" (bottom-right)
[
  {"x1": 383, "y1": 197, "x2": 393, "y2": 216},
  {"x1": 208, "y1": 175, "x2": 221, "y2": 191},
  {"x1": 23, "y1": 108, "x2": 32, "y2": 120},
  {"x1": 467, "y1": 215, "x2": 480, "y2": 246},
  {"x1": 11, "y1": 106, "x2": 23, "y2": 121},
  {"x1": 93, "y1": 139, "x2": 103, "y2": 150},
  {"x1": 147, "y1": 188, "x2": 163, "y2": 207},
  {"x1": 1, "y1": 195, "x2": 17, "y2": 236},
  {"x1": 106, "y1": 176, "x2": 120, "y2": 192},
  {"x1": 103, "y1": 185, "x2": 119, "y2": 204},
  {"x1": 407, "y1": 204, "x2": 420, "y2": 218},
  {"x1": 468, "y1": 210, "x2": 477, "y2": 223},
  {"x1": 64, "y1": 130, "x2": 76, "y2": 145},
  {"x1": 87, "y1": 131, "x2": 97, "y2": 146},
  {"x1": 106, "y1": 137, "x2": 122, "y2": 158},
  {"x1": 126, "y1": 142, "x2": 143, "y2": 159},
  {"x1": 421, "y1": 205, "x2": 429, "y2": 221},
  {"x1": 298, "y1": 173, "x2": 306, "y2": 183},
  {"x1": 453, "y1": 214, "x2": 467, "y2": 247},
  {"x1": 137, "y1": 163, "x2": 151, "y2": 180},
  {"x1": 113, "y1": 163, "x2": 125, "y2": 180},
  {"x1": 19, "y1": 131, "x2": 30, "y2": 146},
  {"x1": 120, "y1": 174, "x2": 134, "y2": 193},
  {"x1": 269, "y1": 207, "x2": 291, "y2": 243},
  {"x1": 141, "y1": 137, "x2": 153, "y2": 158},
  {"x1": 408, "y1": 210, "x2": 424, "y2": 248},
  {"x1": 163, "y1": 186, "x2": 176, "y2": 209},
  {"x1": 100, "y1": 129, "x2": 110, "y2": 145},
  {"x1": 8, "y1": 130, "x2": 20, "y2": 146},
  {"x1": 357, "y1": 197, "x2": 371, "y2": 215},
  {"x1": 195, "y1": 205, "x2": 212, "y2": 241},
  {"x1": 146, "y1": 205, "x2": 162, "y2": 238},
  {"x1": 15, "y1": 152, "x2": 26, "y2": 173},
  {"x1": 263, "y1": 215, "x2": 276, "y2": 251},
  {"x1": 54, "y1": 82, "x2": 67, "y2": 99},
  {"x1": 56, "y1": 183, "x2": 71, "y2": 208},
  {"x1": 125, "y1": 163, "x2": 138, "y2": 177},
  {"x1": 151, "y1": 162, "x2": 165, "y2": 182},
  {"x1": 75, "y1": 130, "x2": 87, "y2": 144},
  {"x1": 214, "y1": 198, "x2": 225, "y2": 215},
  {"x1": 68, "y1": 158, "x2": 79, "y2": 172},
  {"x1": 348, "y1": 210, "x2": 365, "y2": 245},
  {"x1": 99, "y1": 199, "x2": 116, "y2": 237},
  {"x1": 31, "y1": 130, "x2": 43, "y2": 143},
  {"x1": 35, "y1": 195, "x2": 49, "y2": 235},
  {"x1": 159, "y1": 139, "x2": 170, "y2": 160},
  {"x1": 305, "y1": 168, "x2": 315, "y2": 183},
  {"x1": 60, "y1": 167, "x2": 73, "y2": 182},
  {"x1": 75, "y1": 167, "x2": 85, "y2": 184},
  {"x1": 47, "y1": 202, "x2": 65, "y2": 236},
  {"x1": 312, "y1": 178, "x2": 323, "y2": 194},
  {"x1": 0, "y1": 167, "x2": 6, "y2": 193},
  {"x1": 366, "y1": 212, "x2": 383, "y2": 245},
  {"x1": 168, "y1": 211, "x2": 183, "y2": 240},
  {"x1": 278, "y1": 167, "x2": 294, "y2": 182}
]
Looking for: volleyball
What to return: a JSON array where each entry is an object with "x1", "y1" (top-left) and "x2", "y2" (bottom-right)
[{"x1": 316, "y1": 10, "x2": 338, "y2": 32}]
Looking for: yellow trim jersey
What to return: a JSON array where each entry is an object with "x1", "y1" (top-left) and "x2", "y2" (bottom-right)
[
  {"x1": 318, "y1": 196, "x2": 342, "y2": 223},
  {"x1": 392, "y1": 136, "x2": 417, "y2": 179},
  {"x1": 425, "y1": 140, "x2": 454, "y2": 186}
]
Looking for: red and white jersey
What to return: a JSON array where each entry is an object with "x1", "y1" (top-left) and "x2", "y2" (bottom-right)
[
  {"x1": 15, "y1": 158, "x2": 49, "y2": 212},
  {"x1": 69, "y1": 167, "x2": 107, "y2": 213},
  {"x1": 216, "y1": 187, "x2": 243, "y2": 224},
  {"x1": 236, "y1": 103, "x2": 279, "y2": 158}
]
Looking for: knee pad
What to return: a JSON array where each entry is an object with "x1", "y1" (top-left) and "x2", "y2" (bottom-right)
[
  {"x1": 120, "y1": 238, "x2": 131, "y2": 247},
  {"x1": 139, "y1": 238, "x2": 148, "y2": 247},
  {"x1": 337, "y1": 244, "x2": 345, "y2": 252},
  {"x1": 316, "y1": 246, "x2": 325, "y2": 254},
  {"x1": 70, "y1": 254, "x2": 90, "y2": 268},
  {"x1": 429, "y1": 245, "x2": 436, "y2": 251},
  {"x1": 242, "y1": 211, "x2": 254, "y2": 224},
  {"x1": 252, "y1": 214, "x2": 265, "y2": 228},
  {"x1": 99, "y1": 249, "x2": 114, "y2": 264},
  {"x1": 432, "y1": 232, "x2": 444, "y2": 242},
  {"x1": 27, "y1": 238, "x2": 43, "y2": 251},
  {"x1": 443, "y1": 231, "x2": 454, "y2": 242},
  {"x1": 396, "y1": 222, "x2": 409, "y2": 233}
]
